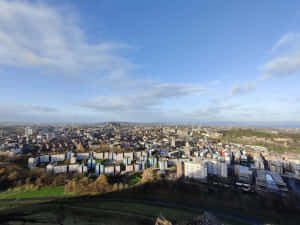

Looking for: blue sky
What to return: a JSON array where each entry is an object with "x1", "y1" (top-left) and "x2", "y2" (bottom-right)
[{"x1": 0, "y1": 0, "x2": 300, "y2": 125}]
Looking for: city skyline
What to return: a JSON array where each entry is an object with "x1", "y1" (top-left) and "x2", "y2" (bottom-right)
[{"x1": 1, "y1": 0, "x2": 300, "y2": 125}]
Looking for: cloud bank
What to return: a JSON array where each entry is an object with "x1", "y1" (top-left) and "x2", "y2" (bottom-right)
[
  {"x1": 0, "y1": 0, "x2": 132, "y2": 75},
  {"x1": 260, "y1": 32, "x2": 300, "y2": 80},
  {"x1": 79, "y1": 83, "x2": 206, "y2": 112}
]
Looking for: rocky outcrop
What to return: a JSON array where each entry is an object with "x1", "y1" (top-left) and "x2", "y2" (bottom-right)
[
  {"x1": 155, "y1": 212, "x2": 223, "y2": 225},
  {"x1": 186, "y1": 212, "x2": 223, "y2": 225},
  {"x1": 155, "y1": 216, "x2": 173, "y2": 225}
]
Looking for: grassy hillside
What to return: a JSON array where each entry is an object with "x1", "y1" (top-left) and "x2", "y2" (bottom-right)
[
  {"x1": 221, "y1": 129, "x2": 274, "y2": 139},
  {"x1": 0, "y1": 197, "x2": 249, "y2": 225},
  {"x1": 219, "y1": 129, "x2": 300, "y2": 153},
  {"x1": 0, "y1": 186, "x2": 68, "y2": 199},
  {"x1": 1, "y1": 180, "x2": 300, "y2": 225}
]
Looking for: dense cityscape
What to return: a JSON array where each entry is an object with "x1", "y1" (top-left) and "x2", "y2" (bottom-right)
[
  {"x1": 1, "y1": 123, "x2": 300, "y2": 196},
  {"x1": 1, "y1": 123, "x2": 300, "y2": 224}
]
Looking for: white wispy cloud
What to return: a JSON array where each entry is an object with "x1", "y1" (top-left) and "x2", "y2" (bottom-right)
[
  {"x1": 185, "y1": 103, "x2": 241, "y2": 122},
  {"x1": 227, "y1": 31, "x2": 300, "y2": 98},
  {"x1": 260, "y1": 31, "x2": 300, "y2": 80},
  {"x1": 229, "y1": 82, "x2": 256, "y2": 96},
  {"x1": 0, "y1": 0, "x2": 210, "y2": 123},
  {"x1": 5, "y1": 0, "x2": 295, "y2": 124},
  {"x1": 218, "y1": 103, "x2": 240, "y2": 110},
  {"x1": 78, "y1": 83, "x2": 206, "y2": 112},
  {"x1": 226, "y1": 31, "x2": 300, "y2": 100},
  {"x1": 0, "y1": 104, "x2": 59, "y2": 122},
  {"x1": 0, "y1": 0, "x2": 132, "y2": 75},
  {"x1": 226, "y1": 31, "x2": 300, "y2": 102},
  {"x1": 260, "y1": 53, "x2": 300, "y2": 80},
  {"x1": 272, "y1": 32, "x2": 300, "y2": 52},
  {"x1": 0, "y1": 105, "x2": 57, "y2": 113}
]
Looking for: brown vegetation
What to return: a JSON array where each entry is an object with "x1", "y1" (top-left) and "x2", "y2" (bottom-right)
[
  {"x1": 0, "y1": 155, "x2": 81, "y2": 192},
  {"x1": 64, "y1": 174, "x2": 129, "y2": 195}
]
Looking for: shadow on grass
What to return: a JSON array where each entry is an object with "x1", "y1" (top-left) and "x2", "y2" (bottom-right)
[{"x1": 1, "y1": 180, "x2": 300, "y2": 225}]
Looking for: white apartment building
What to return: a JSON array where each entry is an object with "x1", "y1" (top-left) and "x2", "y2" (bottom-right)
[
  {"x1": 28, "y1": 157, "x2": 38, "y2": 168},
  {"x1": 25, "y1": 127, "x2": 33, "y2": 136},
  {"x1": 94, "y1": 152, "x2": 104, "y2": 159},
  {"x1": 159, "y1": 159, "x2": 168, "y2": 171},
  {"x1": 51, "y1": 154, "x2": 65, "y2": 162},
  {"x1": 53, "y1": 165, "x2": 68, "y2": 174},
  {"x1": 76, "y1": 153, "x2": 89, "y2": 160},
  {"x1": 124, "y1": 152, "x2": 134, "y2": 160},
  {"x1": 205, "y1": 160, "x2": 228, "y2": 178},
  {"x1": 39, "y1": 155, "x2": 50, "y2": 163},
  {"x1": 184, "y1": 162, "x2": 207, "y2": 179}
]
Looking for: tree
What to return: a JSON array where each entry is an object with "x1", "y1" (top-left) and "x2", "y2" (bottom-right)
[
  {"x1": 95, "y1": 174, "x2": 109, "y2": 186},
  {"x1": 141, "y1": 168, "x2": 155, "y2": 183},
  {"x1": 35, "y1": 177, "x2": 43, "y2": 188},
  {"x1": 118, "y1": 183, "x2": 124, "y2": 191},
  {"x1": 112, "y1": 183, "x2": 118, "y2": 192},
  {"x1": 95, "y1": 175, "x2": 111, "y2": 193},
  {"x1": 0, "y1": 168, "x2": 5, "y2": 175},
  {"x1": 7, "y1": 171, "x2": 18, "y2": 181},
  {"x1": 64, "y1": 180, "x2": 77, "y2": 193}
]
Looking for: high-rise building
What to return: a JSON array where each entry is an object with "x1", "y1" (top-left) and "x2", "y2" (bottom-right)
[
  {"x1": 184, "y1": 161, "x2": 207, "y2": 179},
  {"x1": 255, "y1": 170, "x2": 288, "y2": 192},
  {"x1": 254, "y1": 156, "x2": 265, "y2": 170},
  {"x1": 159, "y1": 159, "x2": 168, "y2": 171},
  {"x1": 218, "y1": 162, "x2": 228, "y2": 178},
  {"x1": 25, "y1": 126, "x2": 33, "y2": 136},
  {"x1": 171, "y1": 136, "x2": 176, "y2": 148},
  {"x1": 205, "y1": 160, "x2": 228, "y2": 178},
  {"x1": 176, "y1": 160, "x2": 184, "y2": 178},
  {"x1": 269, "y1": 160, "x2": 283, "y2": 174},
  {"x1": 185, "y1": 140, "x2": 190, "y2": 147}
]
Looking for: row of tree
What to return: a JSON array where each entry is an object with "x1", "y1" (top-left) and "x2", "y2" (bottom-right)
[
  {"x1": 0, "y1": 155, "x2": 82, "y2": 191},
  {"x1": 0, "y1": 153, "x2": 162, "y2": 197},
  {"x1": 64, "y1": 168, "x2": 160, "y2": 195},
  {"x1": 64, "y1": 175, "x2": 129, "y2": 194}
]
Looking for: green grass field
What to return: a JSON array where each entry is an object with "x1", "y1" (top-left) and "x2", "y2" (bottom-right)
[
  {"x1": 129, "y1": 175, "x2": 142, "y2": 185},
  {"x1": 0, "y1": 186, "x2": 68, "y2": 199},
  {"x1": 219, "y1": 129, "x2": 300, "y2": 153},
  {"x1": 220, "y1": 129, "x2": 274, "y2": 139}
]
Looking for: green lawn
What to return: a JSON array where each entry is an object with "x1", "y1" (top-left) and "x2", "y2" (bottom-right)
[
  {"x1": 220, "y1": 129, "x2": 274, "y2": 139},
  {"x1": 219, "y1": 128, "x2": 300, "y2": 153},
  {"x1": 0, "y1": 186, "x2": 68, "y2": 199},
  {"x1": 95, "y1": 159, "x2": 105, "y2": 164},
  {"x1": 129, "y1": 175, "x2": 141, "y2": 185}
]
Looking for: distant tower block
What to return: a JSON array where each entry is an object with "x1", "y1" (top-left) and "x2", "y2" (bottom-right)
[
  {"x1": 185, "y1": 140, "x2": 190, "y2": 147},
  {"x1": 25, "y1": 126, "x2": 33, "y2": 136},
  {"x1": 171, "y1": 136, "x2": 176, "y2": 148},
  {"x1": 176, "y1": 160, "x2": 184, "y2": 178}
]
